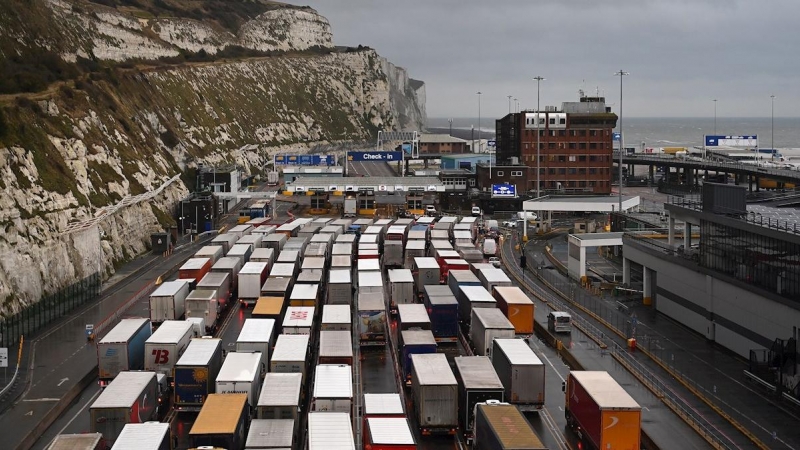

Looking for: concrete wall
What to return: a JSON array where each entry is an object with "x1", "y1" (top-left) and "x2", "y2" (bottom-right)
[{"x1": 624, "y1": 243, "x2": 800, "y2": 358}]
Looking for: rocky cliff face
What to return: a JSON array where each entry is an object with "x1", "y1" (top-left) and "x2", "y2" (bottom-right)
[{"x1": 0, "y1": 0, "x2": 426, "y2": 314}]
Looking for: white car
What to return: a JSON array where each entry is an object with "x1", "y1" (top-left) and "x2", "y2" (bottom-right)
[
  {"x1": 471, "y1": 206, "x2": 482, "y2": 217},
  {"x1": 425, "y1": 205, "x2": 437, "y2": 215},
  {"x1": 488, "y1": 257, "x2": 502, "y2": 268},
  {"x1": 503, "y1": 220, "x2": 519, "y2": 228}
]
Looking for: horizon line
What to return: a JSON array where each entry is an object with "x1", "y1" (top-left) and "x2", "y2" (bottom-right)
[{"x1": 431, "y1": 116, "x2": 799, "y2": 120}]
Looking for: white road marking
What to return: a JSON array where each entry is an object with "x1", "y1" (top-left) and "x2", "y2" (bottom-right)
[{"x1": 45, "y1": 387, "x2": 102, "y2": 447}]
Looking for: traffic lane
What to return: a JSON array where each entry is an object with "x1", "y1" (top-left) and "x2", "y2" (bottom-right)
[
  {"x1": 361, "y1": 346, "x2": 399, "y2": 394},
  {"x1": 526, "y1": 335, "x2": 574, "y2": 450},
  {"x1": 33, "y1": 380, "x2": 102, "y2": 450}
]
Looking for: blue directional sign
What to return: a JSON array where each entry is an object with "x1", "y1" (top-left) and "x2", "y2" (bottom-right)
[
  {"x1": 612, "y1": 132, "x2": 621, "y2": 141},
  {"x1": 487, "y1": 139, "x2": 496, "y2": 148},
  {"x1": 275, "y1": 154, "x2": 336, "y2": 166},
  {"x1": 705, "y1": 135, "x2": 758, "y2": 147},
  {"x1": 491, "y1": 183, "x2": 516, "y2": 198},
  {"x1": 402, "y1": 143, "x2": 413, "y2": 154},
  {"x1": 347, "y1": 151, "x2": 403, "y2": 162}
]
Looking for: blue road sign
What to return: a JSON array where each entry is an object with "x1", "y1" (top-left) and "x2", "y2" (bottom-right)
[
  {"x1": 491, "y1": 183, "x2": 516, "y2": 198},
  {"x1": 347, "y1": 151, "x2": 403, "y2": 162},
  {"x1": 612, "y1": 132, "x2": 621, "y2": 141},
  {"x1": 487, "y1": 139, "x2": 496, "y2": 148},
  {"x1": 705, "y1": 135, "x2": 758, "y2": 147},
  {"x1": 275, "y1": 154, "x2": 336, "y2": 166}
]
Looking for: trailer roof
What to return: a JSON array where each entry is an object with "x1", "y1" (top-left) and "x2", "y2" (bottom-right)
[
  {"x1": 48, "y1": 433, "x2": 103, "y2": 450},
  {"x1": 283, "y1": 307, "x2": 315, "y2": 327},
  {"x1": 265, "y1": 233, "x2": 288, "y2": 242},
  {"x1": 424, "y1": 285, "x2": 453, "y2": 297},
  {"x1": 186, "y1": 289, "x2": 216, "y2": 301},
  {"x1": 199, "y1": 271, "x2": 230, "y2": 288},
  {"x1": 428, "y1": 294, "x2": 457, "y2": 306},
  {"x1": 237, "y1": 318, "x2": 275, "y2": 343},
  {"x1": 494, "y1": 286, "x2": 533, "y2": 305},
  {"x1": 363, "y1": 393, "x2": 404, "y2": 416},
  {"x1": 335, "y1": 234, "x2": 357, "y2": 243},
  {"x1": 476, "y1": 402, "x2": 545, "y2": 448},
  {"x1": 431, "y1": 239, "x2": 452, "y2": 249},
  {"x1": 308, "y1": 413, "x2": 355, "y2": 450},
  {"x1": 237, "y1": 234, "x2": 261, "y2": 244},
  {"x1": 190, "y1": 394, "x2": 248, "y2": 435},
  {"x1": 453, "y1": 231, "x2": 473, "y2": 240},
  {"x1": 313, "y1": 364, "x2": 353, "y2": 398},
  {"x1": 246, "y1": 419, "x2": 294, "y2": 448},
  {"x1": 570, "y1": 371, "x2": 642, "y2": 409},
  {"x1": 228, "y1": 243, "x2": 252, "y2": 256},
  {"x1": 387, "y1": 225, "x2": 407, "y2": 235},
  {"x1": 230, "y1": 224, "x2": 253, "y2": 233},
  {"x1": 311, "y1": 233, "x2": 333, "y2": 244},
  {"x1": 455, "y1": 356, "x2": 504, "y2": 390},
  {"x1": 276, "y1": 250, "x2": 299, "y2": 262},
  {"x1": 480, "y1": 268, "x2": 513, "y2": 284},
  {"x1": 319, "y1": 331, "x2": 353, "y2": 358},
  {"x1": 411, "y1": 353, "x2": 456, "y2": 385},
  {"x1": 91, "y1": 371, "x2": 155, "y2": 408},
  {"x1": 460, "y1": 285, "x2": 495, "y2": 303},
  {"x1": 290, "y1": 283, "x2": 319, "y2": 301},
  {"x1": 212, "y1": 256, "x2": 241, "y2": 271},
  {"x1": 195, "y1": 245, "x2": 223, "y2": 257},
  {"x1": 113, "y1": 422, "x2": 169, "y2": 450},
  {"x1": 413, "y1": 257, "x2": 439, "y2": 269},
  {"x1": 332, "y1": 243, "x2": 352, "y2": 255},
  {"x1": 271, "y1": 334, "x2": 310, "y2": 362},
  {"x1": 358, "y1": 295, "x2": 385, "y2": 311},
  {"x1": 331, "y1": 255, "x2": 352, "y2": 268},
  {"x1": 444, "y1": 258, "x2": 469, "y2": 266},
  {"x1": 449, "y1": 270, "x2": 479, "y2": 283},
  {"x1": 147, "y1": 320, "x2": 193, "y2": 343},
  {"x1": 328, "y1": 269, "x2": 351, "y2": 284},
  {"x1": 401, "y1": 329, "x2": 436, "y2": 346},
  {"x1": 151, "y1": 279, "x2": 189, "y2": 297},
  {"x1": 358, "y1": 271, "x2": 383, "y2": 287},
  {"x1": 240, "y1": 261, "x2": 268, "y2": 275},
  {"x1": 397, "y1": 304, "x2": 430, "y2": 325},
  {"x1": 258, "y1": 373, "x2": 303, "y2": 407},
  {"x1": 322, "y1": 305, "x2": 351, "y2": 324},
  {"x1": 302, "y1": 257, "x2": 325, "y2": 270},
  {"x1": 364, "y1": 225, "x2": 383, "y2": 234},
  {"x1": 262, "y1": 277, "x2": 291, "y2": 293},
  {"x1": 473, "y1": 308, "x2": 515, "y2": 329},
  {"x1": 388, "y1": 269, "x2": 413, "y2": 283},
  {"x1": 217, "y1": 352, "x2": 262, "y2": 382},
  {"x1": 367, "y1": 418, "x2": 415, "y2": 445},
  {"x1": 357, "y1": 259, "x2": 381, "y2": 272},
  {"x1": 99, "y1": 317, "x2": 149, "y2": 344},
  {"x1": 360, "y1": 234, "x2": 379, "y2": 244},
  {"x1": 494, "y1": 339, "x2": 542, "y2": 365},
  {"x1": 270, "y1": 263, "x2": 296, "y2": 277},
  {"x1": 176, "y1": 338, "x2": 221, "y2": 367},
  {"x1": 212, "y1": 233, "x2": 238, "y2": 244},
  {"x1": 252, "y1": 225, "x2": 277, "y2": 235},
  {"x1": 251, "y1": 247, "x2": 274, "y2": 260},
  {"x1": 406, "y1": 239, "x2": 426, "y2": 249}
]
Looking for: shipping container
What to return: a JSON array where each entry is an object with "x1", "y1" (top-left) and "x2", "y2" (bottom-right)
[
  {"x1": 322, "y1": 304, "x2": 352, "y2": 331},
  {"x1": 282, "y1": 306, "x2": 315, "y2": 335},
  {"x1": 48, "y1": 433, "x2": 105, "y2": 450},
  {"x1": 211, "y1": 256, "x2": 243, "y2": 292},
  {"x1": 470, "y1": 308, "x2": 515, "y2": 358},
  {"x1": 473, "y1": 401, "x2": 546, "y2": 450},
  {"x1": 97, "y1": 317, "x2": 151, "y2": 386},
  {"x1": 228, "y1": 243, "x2": 254, "y2": 265},
  {"x1": 112, "y1": 422, "x2": 170, "y2": 450},
  {"x1": 144, "y1": 320, "x2": 193, "y2": 377},
  {"x1": 230, "y1": 224, "x2": 254, "y2": 238},
  {"x1": 478, "y1": 268, "x2": 513, "y2": 295},
  {"x1": 456, "y1": 285, "x2": 496, "y2": 323},
  {"x1": 358, "y1": 294, "x2": 387, "y2": 346},
  {"x1": 216, "y1": 352, "x2": 263, "y2": 408},
  {"x1": 250, "y1": 247, "x2": 275, "y2": 267},
  {"x1": 388, "y1": 269, "x2": 415, "y2": 311},
  {"x1": 422, "y1": 288, "x2": 458, "y2": 341},
  {"x1": 263, "y1": 233, "x2": 288, "y2": 254},
  {"x1": 189, "y1": 394, "x2": 250, "y2": 450},
  {"x1": 412, "y1": 258, "x2": 440, "y2": 295},
  {"x1": 149, "y1": 280, "x2": 190, "y2": 324},
  {"x1": 331, "y1": 255, "x2": 353, "y2": 271},
  {"x1": 398, "y1": 303, "x2": 431, "y2": 331},
  {"x1": 404, "y1": 240, "x2": 427, "y2": 269},
  {"x1": 384, "y1": 240, "x2": 404, "y2": 268},
  {"x1": 357, "y1": 258, "x2": 381, "y2": 274},
  {"x1": 364, "y1": 418, "x2": 416, "y2": 450},
  {"x1": 90, "y1": 371, "x2": 159, "y2": 445},
  {"x1": 447, "y1": 270, "x2": 481, "y2": 300},
  {"x1": 269, "y1": 262, "x2": 298, "y2": 279},
  {"x1": 185, "y1": 289, "x2": 219, "y2": 332},
  {"x1": 410, "y1": 353, "x2": 458, "y2": 434},
  {"x1": 198, "y1": 271, "x2": 231, "y2": 308},
  {"x1": 257, "y1": 373, "x2": 302, "y2": 427},
  {"x1": 237, "y1": 318, "x2": 275, "y2": 369},
  {"x1": 308, "y1": 412, "x2": 355, "y2": 450},
  {"x1": 312, "y1": 364, "x2": 353, "y2": 413},
  {"x1": 237, "y1": 234, "x2": 263, "y2": 253},
  {"x1": 358, "y1": 271, "x2": 384, "y2": 295},
  {"x1": 363, "y1": 393, "x2": 404, "y2": 417},
  {"x1": 327, "y1": 270, "x2": 352, "y2": 305},
  {"x1": 211, "y1": 233, "x2": 239, "y2": 254},
  {"x1": 261, "y1": 277, "x2": 292, "y2": 300},
  {"x1": 252, "y1": 296, "x2": 286, "y2": 321},
  {"x1": 318, "y1": 330, "x2": 354, "y2": 365},
  {"x1": 245, "y1": 419, "x2": 294, "y2": 449},
  {"x1": 194, "y1": 245, "x2": 224, "y2": 265},
  {"x1": 400, "y1": 329, "x2": 437, "y2": 382},
  {"x1": 174, "y1": 338, "x2": 223, "y2": 409},
  {"x1": 493, "y1": 286, "x2": 535, "y2": 335},
  {"x1": 270, "y1": 334, "x2": 310, "y2": 383},
  {"x1": 239, "y1": 261, "x2": 270, "y2": 307},
  {"x1": 284, "y1": 236, "x2": 309, "y2": 255},
  {"x1": 492, "y1": 339, "x2": 545, "y2": 410},
  {"x1": 565, "y1": 371, "x2": 642, "y2": 450},
  {"x1": 454, "y1": 356, "x2": 505, "y2": 434}
]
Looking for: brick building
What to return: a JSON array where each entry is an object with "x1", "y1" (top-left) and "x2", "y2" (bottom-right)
[
  {"x1": 495, "y1": 96, "x2": 617, "y2": 194},
  {"x1": 419, "y1": 134, "x2": 469, "y2": 155},
  {"x1": 475, "y1": 163, "x2": 532, "y2": 192}
]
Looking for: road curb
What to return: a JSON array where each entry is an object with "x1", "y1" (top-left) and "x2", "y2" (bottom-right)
[{"x1": 17, "y1": 366, "x2": 97, "y2": 450}]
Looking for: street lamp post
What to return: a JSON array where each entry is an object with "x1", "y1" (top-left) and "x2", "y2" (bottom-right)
[
  {"x1": 713, "y1": 99, "x2": 717, "y2": 135},
  {"x1": 448, "y1": 118, "x2": 453, "y2": 137},
  {"x1": 514, "y1": 98, "x2": 518, "y2": 113},
  {"x1": 771, "y1": 95, "x2": 776, "y2": 157},
  {"x1": 615, "y1": 70, "x2": 629, "y2": 214},
  {"x1": 528, "y1": 76, "x2": 545, "y2": 241},
  {"x1": 477, "y1": 91, "x2": 484, "y2": 177},
  {"x1": 507, "y1": 95, "x2": 512, "y2": 114}
]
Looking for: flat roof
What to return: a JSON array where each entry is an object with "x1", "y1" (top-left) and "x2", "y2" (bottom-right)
[
  {"x1": 289, "y1": 176, "x2": 444, "y2": 192},
  {"x1": 524, "y1": 195, "x2": 640, "y2": 212},
  {"x1": 570, "y1": 371, "x2": 641, "y2": 409},
  {"x1": 420, "y1": 133, "x2": 467, "y2": 143}
]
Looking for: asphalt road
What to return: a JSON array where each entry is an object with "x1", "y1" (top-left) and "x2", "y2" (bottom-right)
[{"x1": 347, "y1": 161, "x2": 398, "y2": 177}]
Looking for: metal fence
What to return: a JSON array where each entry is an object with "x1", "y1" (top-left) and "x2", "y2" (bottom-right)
[{"x1": 0, "y1": 273, "x2": 101, "y2": 347}]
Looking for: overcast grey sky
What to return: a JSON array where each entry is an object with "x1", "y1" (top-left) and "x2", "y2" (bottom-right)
[{"x1": 285, "y1": 1, "x2": 797, "y2": 119}]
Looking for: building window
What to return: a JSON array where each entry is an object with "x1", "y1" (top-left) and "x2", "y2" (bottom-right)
[
  {"x1": 469, "y1": 179, "x2": 475, "y2": 186},
  {"x1": 579, "y1": 143, "x2": 587, "y2": 149},
  {"x1": 558, "y1": 130, "x2": 566, "y2": 137},
  {"x1": 511, "y1": 171, "x2": 523, "y2": 177},
  {"x1": 549, "y1": 142, "x2": 556, "y2": 149},
  {"x1": 549, "y1": 118, "x2": 556, "y2": 125},
  {"x1": 589, "y1": 168, "x2": 597, "y2": 174},
  {"x1": 590, "y1": 130, "x2": 597, "y2": 136},
  {"x1": 569, "y1": 168, "x2": 577, "y2": 175},
  {"x1": 579, "y1": 130, "x2": 587, "y2": 137},
  {"x1": 558, "y1": 168, "x2": 566, "y2": 175},
  {"x1": 560, "y1": 118, "x2": 566, "y2": 125},
  {"x1": 548, "y1": 168, "x2": 556, "y2": 175},
  {"x1": 589, "y1": 143, "x2": 597, "y2": 149},
  {"x1": 579, "y1": 155, "x2": 587, "y2": 162},
  {"x1": 569, "y1": 130, "x2": 576, "y2": 136},
  {"x1": 549, "y1": 130, "x2": 556, "y2": 137},
  {"x1": 569, "y1": 155, "x2": 576, "y2": 162},
  {"x1": 578, "y1": 168, "x2": 586, "y2": 174},
  {"x1": 558, "y1": 155, "x2": 566, "y2": 162},
  {"x1": 496, "y1": 171, "x2": 504, "y2": 176},
  {"x1": 569, "y1": 143, "x2": 577, "y2": 150}
]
